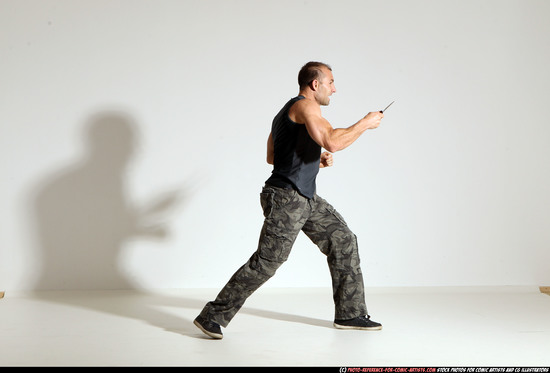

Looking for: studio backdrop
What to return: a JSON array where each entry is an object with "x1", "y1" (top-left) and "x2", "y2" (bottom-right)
[{"x1": 1, "y1": 0, "x2": 549, "y2": 291}]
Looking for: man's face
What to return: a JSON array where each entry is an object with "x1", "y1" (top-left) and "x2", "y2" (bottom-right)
[{"x1": 315, "y1": 67, "x2": 336, "y2": 106}]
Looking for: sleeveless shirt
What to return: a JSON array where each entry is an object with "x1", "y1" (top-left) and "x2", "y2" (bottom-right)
[{"x1": 265, "y1": 96, "x2": 321, "y2": 199}]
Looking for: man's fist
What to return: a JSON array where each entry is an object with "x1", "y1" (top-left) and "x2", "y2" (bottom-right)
[
  {"x1": 363, "y1": 111, "x2": 384, "y2": 129},
  {"x1": 320, "y1": 151, "x2": 334, "y2": 168}
]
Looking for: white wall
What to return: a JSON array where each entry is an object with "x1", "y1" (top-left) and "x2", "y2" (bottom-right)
[{"x1": 1, "y1": 0, "x2": 549, "y2": 291}]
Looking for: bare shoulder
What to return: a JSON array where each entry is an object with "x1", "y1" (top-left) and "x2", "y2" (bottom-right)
[{"x1": 289, "y1": 98, "x2": 321, "y2": 123}]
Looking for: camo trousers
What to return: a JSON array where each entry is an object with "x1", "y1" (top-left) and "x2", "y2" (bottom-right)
[{"x1": 198, "y1": 185, "x2": 368, "y2": 327}]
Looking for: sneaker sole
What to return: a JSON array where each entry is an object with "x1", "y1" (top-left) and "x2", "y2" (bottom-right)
[
  {"x1": 333, "y1": 323, "x2": 383, "y2": 331},
  {"x1": 194, "y1": 319, "x2": 223, "y2": 339}
]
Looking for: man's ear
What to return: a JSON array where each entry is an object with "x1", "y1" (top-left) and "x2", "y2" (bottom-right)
[{"x1": 310, "y1": 79, "x2": 319, "y2": 91}]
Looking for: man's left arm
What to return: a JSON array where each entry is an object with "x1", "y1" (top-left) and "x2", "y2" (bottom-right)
[{"x1": 266, "y1": 132, "x2": 274, "y2": 165}]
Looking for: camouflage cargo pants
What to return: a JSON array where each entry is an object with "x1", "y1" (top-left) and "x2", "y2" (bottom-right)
[{"x1": 198, "y1": 185, "x2": 368, "y2": 327}]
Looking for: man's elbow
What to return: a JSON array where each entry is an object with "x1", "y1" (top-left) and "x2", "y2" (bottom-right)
[
  {"x1": 319, "y1": 134, "x2": 342, "y2": 153},
  {"x1": 323, "y1": 141, "x2": 341, "y2": 153},
  {"x1": 324, "y1": 145, "x2": 339, "y2": 153},
  {"x1": 267, "y1": 155, "x2": 274, "y2": 165}
]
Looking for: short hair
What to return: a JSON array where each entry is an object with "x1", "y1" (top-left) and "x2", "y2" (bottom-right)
[{"x1": 298, "y1": 61, "x2": 332, "y2": 90}]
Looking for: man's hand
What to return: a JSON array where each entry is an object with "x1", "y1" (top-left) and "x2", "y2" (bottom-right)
[
  {"x1": 320, "y1": 151, "x2": 333, "y2": 168},
  {"x1": 362, "y1": 111, "x2": 384, "y2": 130}
]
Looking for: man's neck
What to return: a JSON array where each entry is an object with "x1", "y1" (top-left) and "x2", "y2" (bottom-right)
[{"x1": 298, "y1": 90, "x2": 319, "y2": 106}]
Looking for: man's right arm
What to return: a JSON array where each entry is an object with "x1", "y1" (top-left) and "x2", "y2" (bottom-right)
[{"x1": 295, "y1": 100, "x2": 383, "y2": 153}]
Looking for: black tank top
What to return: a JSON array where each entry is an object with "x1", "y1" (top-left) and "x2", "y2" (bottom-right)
[{"x1": 265, "y1": 96, "x2": 321, "y2": 199}]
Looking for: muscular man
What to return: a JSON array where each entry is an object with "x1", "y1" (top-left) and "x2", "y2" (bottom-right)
[{"x1": 194, "y1": 62, "x2": 383, "y2": 339}]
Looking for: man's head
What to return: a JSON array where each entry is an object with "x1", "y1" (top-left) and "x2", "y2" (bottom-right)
[{"x1": 298, "y1": 61, "x2": 336, "y2": 106}]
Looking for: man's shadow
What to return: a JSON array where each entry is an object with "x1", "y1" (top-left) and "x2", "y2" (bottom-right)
[
  {"x1": 30, "y1": 111, "x2": 331, "y2": 337},
  {"x1": 29, "y1": 112, "x2": 206, "y2": 335},
  {"x1": 32, "y1": 112, "x2": 180, "y2": 290}
]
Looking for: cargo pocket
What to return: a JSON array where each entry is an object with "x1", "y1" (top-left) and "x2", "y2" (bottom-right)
[{"x1": 260, "y1": 191, "x2": 275, "y2": 219}]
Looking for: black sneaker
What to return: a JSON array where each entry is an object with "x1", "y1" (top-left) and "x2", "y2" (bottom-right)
[
  {"x1": 194, "y1": 315, "x2": 223, "y2": 339},
  {"x1": 334, "y1": 315, "x2": 382, "y2": 331}
]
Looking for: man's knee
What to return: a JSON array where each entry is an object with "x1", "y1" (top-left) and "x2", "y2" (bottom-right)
[{"x1": 250, "y1": 248, "x2": 288, "y2": 278}]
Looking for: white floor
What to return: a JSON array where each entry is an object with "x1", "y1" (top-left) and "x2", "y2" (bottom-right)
[{"x1": 1, "y1": 287, "x2": 549, "y2": 367}]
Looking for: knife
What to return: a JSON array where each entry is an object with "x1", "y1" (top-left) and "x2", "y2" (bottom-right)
[{"x1": 380, "y1": 101, "x2": 395, "y2": 113}]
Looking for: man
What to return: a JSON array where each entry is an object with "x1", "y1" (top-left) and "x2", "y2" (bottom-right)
[{"x1": 194, "y1": 62, "x2": 383, "y2": 339}]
